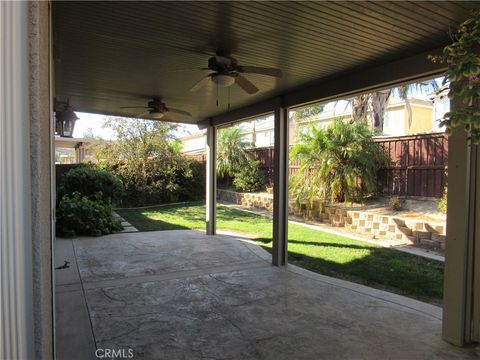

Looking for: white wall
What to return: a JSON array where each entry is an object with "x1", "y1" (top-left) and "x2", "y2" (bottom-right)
[{"x1": 0, "y1": 2, "x2": 35, "y2": 359}]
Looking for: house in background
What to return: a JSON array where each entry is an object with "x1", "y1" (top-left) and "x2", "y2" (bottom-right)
[
  {"x1": 179, "y1": 130, "x2": 207, "y2": 156},
  {"x1": 54, "y1": 137, "x2": 98, "y2": 164},
  {"x1": 293, "y1": 96, "x2": 446, "y2": 140},
  {"x1": 178, "y1": 95, "x2": 448, "y2": 152}
]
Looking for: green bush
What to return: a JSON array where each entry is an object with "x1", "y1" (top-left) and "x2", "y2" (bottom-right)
[
  {"x1": 233, "y1": 159, "x2": 265, "y2": 192},
  {"x1": 110, "y1": 156, "x2": 204, "y2": 207},
  {"x1": 389, "y1": 195, "x2": 403, "y2": 211},
  {"x1": 59, "y1": 166, "x2": 123, "y2": 204},
  {"x1": 439, "y1": 188, "x2": 447, "y2": 215},
  {"x1": 56, "y1": 192, "x2": 123, "y2": 237}
]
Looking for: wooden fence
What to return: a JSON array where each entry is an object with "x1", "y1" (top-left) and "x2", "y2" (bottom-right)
[
  {"x1": 188, "y1": 132, "x2": 448, "y2": 198},
  {"x1": 375, "y1": 133, "x2": 447, "y2": 198}
]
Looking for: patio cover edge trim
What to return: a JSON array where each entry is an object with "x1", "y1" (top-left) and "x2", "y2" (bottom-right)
[{"x1": 199, "y1": 48, "x2": 446, "y2": 128}]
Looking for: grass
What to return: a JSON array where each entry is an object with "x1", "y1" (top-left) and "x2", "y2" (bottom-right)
[{"x1": 117, "y1": 202, "x2": 444, "y2": 304}]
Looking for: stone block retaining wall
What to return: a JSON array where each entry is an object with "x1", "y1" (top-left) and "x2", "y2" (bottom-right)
[{"x1": 217, "y1": 189, "x2": 446, "y2": 252}]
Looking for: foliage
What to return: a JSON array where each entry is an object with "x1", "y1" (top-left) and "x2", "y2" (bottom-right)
[
  {"x1": 438, "y1": 189, "x2": 447, "y2": 215},
  {"x1": 58, "y1": 165, "x2": 124, "y2": 204},
  {"x1": 216, "y1": 127, "x2": 251, "y2": 178},
  {"x1": 82, "y1": 127, "x2": 95, "y2": 139},
  {"x1": 233, "y1": 159, "x2": 266, "y2": 192},
  {"x1": 290, "y1": 118, "x2": 388, "y2": 206},
  {"x1": 291, "y1": 104, "x2": 325, "y2": 121},
  {"x1": 438, "y1": 167, "x2": 448, "y2": 215},
  {"x1": 389, "y1": 195, "x2": 403, "y2": 211},
  {"x1": 351, "y1": 81, "x2": 439, "y2": 132},
  {"x1": 56, "y1": 192, "x2": 122, "y2": 237},
  {"x1": 430, "y1": 10, "x2": 480, "y2": 143},
  {"x1": 93, "y1": 117, "x2": 204, "y2": 207}
]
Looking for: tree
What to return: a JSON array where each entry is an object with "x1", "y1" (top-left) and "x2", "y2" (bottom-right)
[
  {"x1": 216, "y1": 127, "x2": 250, "y2": 179},
  {"x1": 351, "y1": 81, "x2": 439, "y2": 131},
  {"x1": 290, "y1": 118, "x2": 388, "y2": 205},
  {"x1": 92, "y1": 117, "x2": 201, "y2": 206},
  {"x1": 291, "y1": 104, "x2": 325, "y2": 121},
  {"x1": 82, "y1": 127, "x2": 95, "y2": 139}
]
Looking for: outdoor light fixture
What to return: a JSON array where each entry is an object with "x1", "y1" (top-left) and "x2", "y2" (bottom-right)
[
  {"x1": 55, "y1": 98, "x2": 79, "y2": 137},
  {"x1": 211, "y1": 73, "x2": 235, "y2": 87}
]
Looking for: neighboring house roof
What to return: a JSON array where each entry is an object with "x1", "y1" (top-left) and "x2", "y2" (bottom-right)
[{"x1": 54, "y1": 136, "x2": 99, "y2": 149}]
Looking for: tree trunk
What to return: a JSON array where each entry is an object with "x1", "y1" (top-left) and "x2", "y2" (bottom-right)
[
  {"x1": 371, "y1": 91, "x2": 390, "y2": 133},
  {"x1": 352, "y1": 94, "x2": 370, "y2": 123}
]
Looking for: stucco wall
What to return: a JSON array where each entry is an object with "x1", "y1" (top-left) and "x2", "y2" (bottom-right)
[{"x1": 29, "y1": 2, "x2": 53, "y2": 359}]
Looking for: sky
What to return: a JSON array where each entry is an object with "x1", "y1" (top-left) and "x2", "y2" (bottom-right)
[{"x1": 72, "y1": 112, "x2": 199, "y2": 140}]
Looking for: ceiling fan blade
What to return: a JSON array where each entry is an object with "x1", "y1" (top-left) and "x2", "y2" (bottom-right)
[
  {"x1": 136, "y1": 110, "x2": 151, "y2": 118},
  {"x1": 238, "y1": 66, "x2": 282, "y2": 78},
  {"x1": 120, "y1": 106, "x2": 150, "y2": 109},
  {"x1": 235, "y1": 74, "x2": 259, "y2": 94},
  {"x1": 168, "y1": 108, "x2": 192, "y2": 117},
  {"x1": 190, "y1": 75, "x2": 212, "y2": 92}
]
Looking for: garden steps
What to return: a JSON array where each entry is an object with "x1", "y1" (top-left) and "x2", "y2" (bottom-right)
[
  {"x1": 316, "y1": 205, "x2": 446, "y2": 251},
  {"x1": 113, "y1": 212, "x2": 138, "y2": 233}
]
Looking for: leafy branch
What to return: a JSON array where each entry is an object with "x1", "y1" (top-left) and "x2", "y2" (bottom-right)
[{"x1": 430, "y1": 10, "x2": 480, "y2": 144}]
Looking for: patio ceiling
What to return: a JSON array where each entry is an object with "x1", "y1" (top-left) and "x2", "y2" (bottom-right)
[{"x1": 53, "y1": 1, "x2": 478, "y2": 124}]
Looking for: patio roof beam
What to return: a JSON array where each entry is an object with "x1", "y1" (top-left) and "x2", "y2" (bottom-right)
[{"x1": 202, "y1": 48, "x2": 446, "y2": 129}]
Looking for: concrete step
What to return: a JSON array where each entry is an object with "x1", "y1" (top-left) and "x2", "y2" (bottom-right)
[
  {"x1": 432, "y1": 233, "x2": 446, "y2": 243},
  {"x1": 419, "y1": 238, "x2": 442, "y2": 250},
  {"x1": 396, "y1": 226, "x2": 413, "y2": 236},
  {"x1": 413, "y1": 230, "x2": 432, "y2": 240}
]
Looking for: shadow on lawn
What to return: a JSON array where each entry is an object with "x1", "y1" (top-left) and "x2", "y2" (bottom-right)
[
  {"x1": 256, "y1": 242, "x2": 444, "y2": 303},
  {"x1": 117, "y1": 210, "x2": 191, "y2": 231}
]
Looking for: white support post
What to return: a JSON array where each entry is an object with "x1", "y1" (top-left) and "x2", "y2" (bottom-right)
[
  {"x1": 0, "y1": 2, "x2": 35, "y2": 359},
  {"x1": 442, "y1": 97, "x2": 480, "y2": 346},
  {"x1": 272, "y1": 107, "x2": 289, "y2": 266},
  {"x1": 206, "y1": 125, "x2": 217, "y2": 235}
]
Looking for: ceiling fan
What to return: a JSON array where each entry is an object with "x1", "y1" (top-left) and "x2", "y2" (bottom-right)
[
  {"x1": 190, "y1": 51, "x2": 282, "y2": 95},
  {"x1": 120, "y1": 97, "x2": 191, "y2": 119}
]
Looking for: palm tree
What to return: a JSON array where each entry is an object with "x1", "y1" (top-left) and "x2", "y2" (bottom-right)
[
  {"x1": 216, "y1": 127, "x2": 250, "y2": 179},
  {"x1": 351, "y1": 80, "x2": 440, "y2": 131},
  {"x1": 290, "y1": 118, "x2": 387, "y2": 205}
]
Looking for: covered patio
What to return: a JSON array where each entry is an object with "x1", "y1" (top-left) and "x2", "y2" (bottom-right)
[
  {"x1": 1, "y1": 2, "x2": 480, "y2": 359},
  {"x1": 55, "y1": 230, "x2": 478, "y2": 359}
]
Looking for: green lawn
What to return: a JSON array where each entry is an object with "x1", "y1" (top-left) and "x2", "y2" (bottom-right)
[{"x1": 117, "y1": 202, "x2": 444, "y2": 304}]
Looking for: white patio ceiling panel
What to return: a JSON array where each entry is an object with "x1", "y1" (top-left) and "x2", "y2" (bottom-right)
[{"x1": 53, "y1": 1, "x2": 478, "y2": 123}]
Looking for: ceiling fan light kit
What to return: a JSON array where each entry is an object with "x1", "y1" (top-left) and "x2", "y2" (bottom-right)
[
  {"x1": 189, "y1": 51, "x2": 282, "y2": 95},
  {"x1": 211, "y1": 74, "x2": 235, "y2": 87},
  {"x1": 150, "y1": 112, "x2": 165, "y2": 119}
]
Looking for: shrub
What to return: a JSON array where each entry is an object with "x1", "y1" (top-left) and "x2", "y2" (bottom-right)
[
  {"x1": 92, "y1": 117, "x2": 205, "y2": 207},
  {"x1": 59, "y1": 166, "x2": 123, "y2": 204},
  {"x1": 438, "y1": 167, "x2": 448, "y2": 215},
  {"x1": 233, "y1": 159, "x2": 265, "y2": 192},
  {"x1": 439, "y1": 188, "x2": 447, "y2": 215},
  {"x1": 389, "y1": 195, "x2": 403, "y2": 211},
  {"x1": 110, "y1": 155, "x2": 204, "y2": 207},
  {"x1": 56, "y1": 192, "x2": 123, "y2": 237}
]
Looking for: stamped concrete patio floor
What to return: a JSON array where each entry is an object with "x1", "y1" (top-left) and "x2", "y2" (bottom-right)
[{"x1": 55, "y1": 230, "x2": 479, "y2": 360}]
